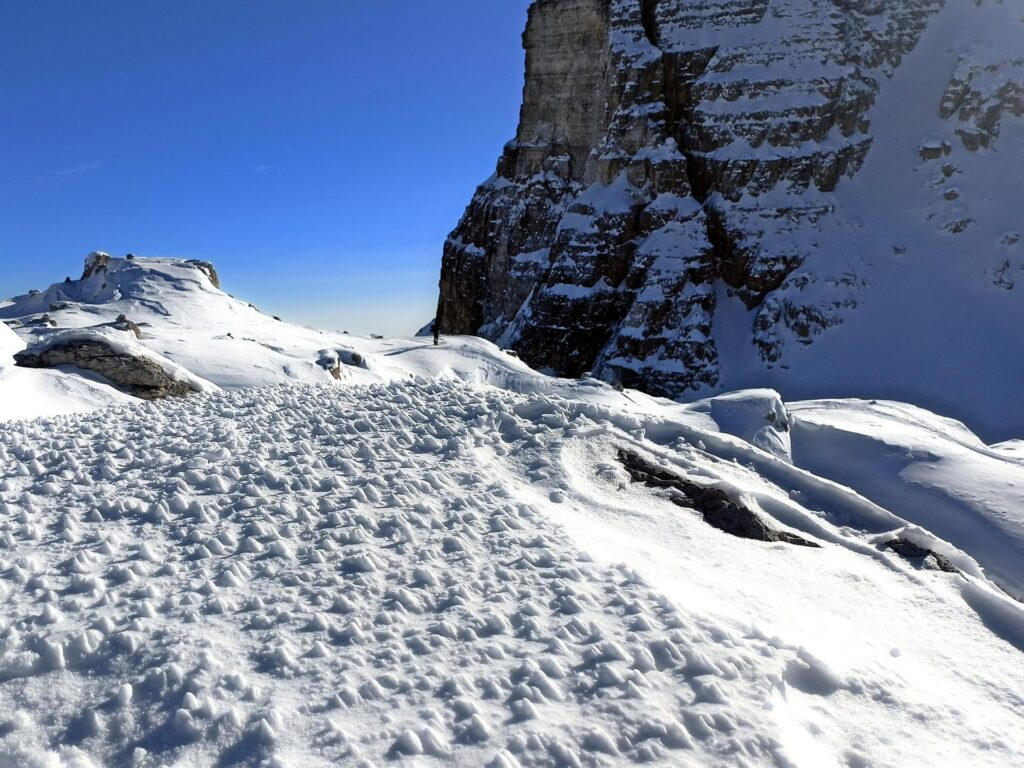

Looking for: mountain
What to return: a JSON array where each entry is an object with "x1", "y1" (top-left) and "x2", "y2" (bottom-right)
[
  {"x1": 1, "y1": 252, "x2": 1023, "y2": 765},
  {"x1": 0, "y1": 253, "x2": 550, "y2": 418},
  {"x1": 435, "y1": 0, "x2": 1024, "y2": 441}
]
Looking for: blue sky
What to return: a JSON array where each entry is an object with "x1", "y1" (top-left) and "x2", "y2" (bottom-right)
[{"x1": 0, "y1": 1, "x2": 531, "y2": 335}]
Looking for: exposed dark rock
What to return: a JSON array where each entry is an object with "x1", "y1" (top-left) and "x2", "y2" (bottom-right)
[
  {"x1": 617, "y1": 448, "x2": 819, "y2": 547},
  {"x1": 14, "y1": 339, "x2": 193, "y2": 400},
  {"x1": 110, "y1": 315, "x2": 143, "y2": 339},
  {"x1": 186, "y1": 260, "x2": 221, "y2": 289},
  {"x1": 24, "y1": 314, "x2": 57, "y2": 328},
  {"x1": 882, "y1": 537, "x2": 961, "y2": 574},
  {"x1": 82, "y1": 252, "x2": 110, "y2": 279},
  {"x1": 941, "y1": 53, "x2": 1024, "y2": 150}
]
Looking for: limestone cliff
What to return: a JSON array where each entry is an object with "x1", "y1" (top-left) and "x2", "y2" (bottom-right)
[{"x1": 436, "y1": 0, "x2": 948, "y2": 395}]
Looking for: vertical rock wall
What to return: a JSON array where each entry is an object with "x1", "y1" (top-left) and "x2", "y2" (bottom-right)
[{"x1": 437, "y1": 0, "x2": 943, "y2": 394}]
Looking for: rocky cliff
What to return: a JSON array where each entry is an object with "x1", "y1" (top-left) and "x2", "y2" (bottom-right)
[{"x1": 436, "y1": 0, "x2": 1023, "y2": 413}]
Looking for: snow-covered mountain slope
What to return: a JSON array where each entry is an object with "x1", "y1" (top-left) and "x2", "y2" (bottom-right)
[
  {"x1": 0, "y1": 254, "x2": 567, "y2": 419},
  {"x1": 1, "y1": 252, "x2": 1023, "y2": 766},
  {"x1": 1, "y1": 253, "x2": 379, "y2": 392},
  {"x1": 436, "y1": 0, "x2": 1024, "y2": 441},
  {"x1": 0, "y1": 379, "x2": 1022, "y2": 767}
]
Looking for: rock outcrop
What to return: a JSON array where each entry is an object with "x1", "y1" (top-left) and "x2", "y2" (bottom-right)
[
  {"x1": 14, "y1": 336, "x2": 196, "y2": 400},
  {"x1": 81, "y1": 251, "x2": 110, "y2": 280},
  {"x1": 617, "y1": 447, "x2": 819, "y2": 546},
  {"x1": 436, "y1": 0, "x2": 942, "y2": 395},
  {"x1": 186, "y1": 259, "x2": 221, "y2": 289},
  {"x1": 940, "y1": 50, "x2": 1024, "y2": 151}
]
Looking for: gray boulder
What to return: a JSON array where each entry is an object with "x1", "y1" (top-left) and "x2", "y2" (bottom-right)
[{"x1": 14, "y1": 338, "x2": 193, "y2": 400}]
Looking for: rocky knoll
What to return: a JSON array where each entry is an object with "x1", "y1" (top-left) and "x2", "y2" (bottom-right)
[{"x1": 436, "y1": 0, "x2": 942, "y2": 395}]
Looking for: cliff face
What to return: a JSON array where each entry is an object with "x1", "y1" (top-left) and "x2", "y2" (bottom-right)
[{"x1": 437, "y1": 0, "x2": 947, "y2": 395}]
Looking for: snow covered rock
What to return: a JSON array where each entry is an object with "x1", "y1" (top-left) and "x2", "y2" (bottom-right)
[
  {"x1": 0, "y1": 317, "x2": 133, "y2": 421},
  {"x1": 681, "y1": 388, "x2": 792, "y2": 461},
  {"x1": 436, "y1": 0, "x2": 1024, "y2": 440},
  {"x1": 14, "y1": 329, "x2": 213, "y2": 400}
]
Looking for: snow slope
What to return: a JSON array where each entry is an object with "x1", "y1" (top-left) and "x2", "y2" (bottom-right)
[
  {"x1": 0, "y1": 255, "x2": 562, "y2": 419},
  {"x1": 790, "y1": 399, "x2": 1024, "y2": 600},
  {"x1": 1, "y1": 253, "x2": 1022, "y2": 766},
  {"x1": 0, "y1": 380, "x2": 1022, "y2": 768}
]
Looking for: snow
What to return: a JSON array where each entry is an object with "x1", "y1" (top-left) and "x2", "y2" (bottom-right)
[
  {"x1": 0, "y1": 377, "x2": 1021, "y2": 767},
  {"x1": 679, "y1": 389, "x2": 793, "y2": 461},
  {"x1": 789, "y1": 399, "x2": 1024, "y2": 600},
  {"x1": 0, "y1": 324, "x2": 21, "y2": 362},
  {"x1": 0, "y1": 254, "x2": 1022, "y2": 765}
]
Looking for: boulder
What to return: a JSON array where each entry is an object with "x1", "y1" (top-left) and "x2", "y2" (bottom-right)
[
  {"x1": 14, "y1": 336, "x2": 195, "y2": 400},
  {"x1": 82, "y1": 251, "x2": 110, "y2": 279}
]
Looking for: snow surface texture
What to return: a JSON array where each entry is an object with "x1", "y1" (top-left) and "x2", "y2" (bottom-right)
[{"x1": 1, "y1": 379, "x2": 1023, "y2": 767}]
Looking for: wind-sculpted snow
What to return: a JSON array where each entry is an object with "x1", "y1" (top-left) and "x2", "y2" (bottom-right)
[
  {"x1": 0, "y1": 380, "x2": 1022, "y2": 766},
  {"x1": 790, "y1": 399, "x2": 1024, "y2": 601}
]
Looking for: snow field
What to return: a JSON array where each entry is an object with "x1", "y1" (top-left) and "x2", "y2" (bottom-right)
[
  {"x1": 0, "y1": 381, "x2": 805, "y2": 767},
  {"x1": 0, "y1": 379, "x2": 1021, "y2": 767}
]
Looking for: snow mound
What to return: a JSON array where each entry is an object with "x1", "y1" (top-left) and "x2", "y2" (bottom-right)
[
  {"x1": 681, "y1": 389, "x2": 793, "y2": 461},
  {"x1": 790, "y1": 399, "x2": 1024, "y2": 600}
]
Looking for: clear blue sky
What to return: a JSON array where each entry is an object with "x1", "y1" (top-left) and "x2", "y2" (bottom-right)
[{"x1": 0, "y1": 1, "x2": 531, "y2": 336}]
